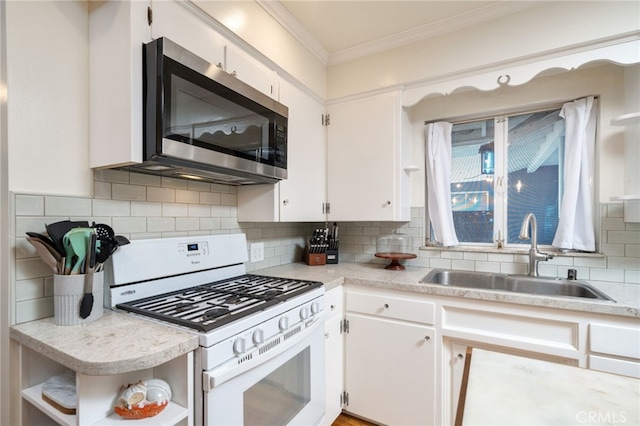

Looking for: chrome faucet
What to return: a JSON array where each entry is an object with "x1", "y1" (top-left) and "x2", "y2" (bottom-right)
[{"x1": 518, "y1": 213, "x2": 555, "y2": 276}]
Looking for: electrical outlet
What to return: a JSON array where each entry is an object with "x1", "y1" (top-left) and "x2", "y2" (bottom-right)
[{"x1": 250, "y1": 242, "x2": 264, "y2": 263}]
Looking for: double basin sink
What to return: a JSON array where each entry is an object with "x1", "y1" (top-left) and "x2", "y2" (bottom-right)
[{"x1": 420, "y1": 269, "x2": 615, "y2": 301}]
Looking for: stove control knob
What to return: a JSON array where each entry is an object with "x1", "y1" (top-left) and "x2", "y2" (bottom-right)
[
  {"x1": 253, "y1": 329, "x2": 264, "y2": 345},
  {"x1": 233, "y1": 337, "x2": 246, "y2": 355},
  {"x1": 278, "y1": 317, "x2": 289, "y2": 331},
  {"x1": 300, "y1": 306, "x2": 310, "y2": 320},
  {"x1": 311, "y1": 302, "x2": 321, "y2": 315}
]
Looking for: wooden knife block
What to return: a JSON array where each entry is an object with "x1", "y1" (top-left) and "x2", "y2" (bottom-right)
[{"x1": 303, "y1": 247, "x2": 326, "y2": 266}]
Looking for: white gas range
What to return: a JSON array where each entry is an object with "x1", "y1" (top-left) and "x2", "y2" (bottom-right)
[{"x1": 105, "y1": 234, "x2": 326, "y2": 426}]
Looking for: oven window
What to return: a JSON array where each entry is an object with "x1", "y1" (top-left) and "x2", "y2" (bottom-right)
[{"x1": 243, "y1": 347, "x2": 311, "y2": 425}]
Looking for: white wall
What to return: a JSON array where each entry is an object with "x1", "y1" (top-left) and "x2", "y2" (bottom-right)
[
  {"x1": 6, "y1": 1, "x2": 91, "y2": 196},
  {"x1": 406, "y1": 64, "x2": 627, "y2": 206},
  {"x1": 327, "y1": 1, "x2": 640, "y2": 100}
]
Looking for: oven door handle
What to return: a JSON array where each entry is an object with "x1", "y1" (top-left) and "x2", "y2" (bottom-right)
[{"x1": 204, "y1": 313, "x2": 325, "y2": 391}]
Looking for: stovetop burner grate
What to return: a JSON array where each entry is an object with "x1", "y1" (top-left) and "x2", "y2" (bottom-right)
[{"x1": 116, "y1": 274, "x2": 322, "y2": 332}]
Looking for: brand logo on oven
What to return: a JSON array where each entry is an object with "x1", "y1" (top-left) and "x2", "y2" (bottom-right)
[
  {"x1": 191, "y1": 260, "x2": 201, "y2": 265},
  {"x1": 121, "y1": 290, "x2": 136, "y2": 296}
]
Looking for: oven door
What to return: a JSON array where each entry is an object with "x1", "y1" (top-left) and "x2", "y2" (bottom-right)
[{"x1": 204, "y1": 317, "x2": 325, "y2": 426}]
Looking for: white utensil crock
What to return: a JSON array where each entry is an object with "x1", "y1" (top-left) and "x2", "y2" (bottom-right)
[{"x1": 53, "y1": 271, "x2": 104, "y2": 325}]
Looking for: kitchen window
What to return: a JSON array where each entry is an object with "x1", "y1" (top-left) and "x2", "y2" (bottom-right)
[{"x1": 426, "y1": 102, "x2": 596, "y2": 249}]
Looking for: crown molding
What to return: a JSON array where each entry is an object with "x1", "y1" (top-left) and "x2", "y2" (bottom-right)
[
  {"x1": 259, "y1": 1, "x2": 541, "y2": 67},
  {"x1": 257, "y1": 0, "x2": 329, "y2": 65}
]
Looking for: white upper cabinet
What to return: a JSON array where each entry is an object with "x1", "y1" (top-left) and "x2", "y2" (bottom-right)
[
  {"x1": 326, "y1": 90, "x2": 410, "y2": 221},
  {"x1": 226, "y1": 44, "x2": 277, "y2": 99},
  {"x1": 237, "y1": 80, "x2": 326, "y2": 222},
  {"x1": 89, "y1": 1, "x2": 150, "y2": 169},
  {"x1": 150, "y1": 1, "x2": 226, "y2": 69}
]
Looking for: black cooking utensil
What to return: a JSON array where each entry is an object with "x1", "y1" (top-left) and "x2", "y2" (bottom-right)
[
  {"x1": 26, "y1": 231, "x2": 65, "y2": 258},
  {"x1": 46, "y1": 220, "x2": 89, "y2": 258},
  {"x1": 79, "y1": 232, "x2": 97, "y2": 319}
]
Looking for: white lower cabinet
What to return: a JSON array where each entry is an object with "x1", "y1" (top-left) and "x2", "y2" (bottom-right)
[
  {"x1": 588, "y1": 323, "x2": 640, "y2": 378},
  {"x1": 18, "y1": 345, "x2": 193, "y2": 426},
  {"x1": 343, "y1": 289, "x2": 436, "y2": 425},
  {"x1": 323, "y1": 287, "x2": 345, "y2": 426},
  {"x1": 330, "y1": 284, "x2": 639, "y2": 426}
]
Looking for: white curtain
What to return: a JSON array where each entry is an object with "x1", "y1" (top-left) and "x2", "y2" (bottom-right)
[
  {"x1": 552, "y1": 96, "x2": 597, "y2": 251},
  {"x1": 425, "y1": 122, "x2": 459, "y2": 246}
]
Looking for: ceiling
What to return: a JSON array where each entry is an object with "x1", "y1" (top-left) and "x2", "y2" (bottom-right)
[{"x1": 260, "y1": 1, "x2": 543, "y2": 65}]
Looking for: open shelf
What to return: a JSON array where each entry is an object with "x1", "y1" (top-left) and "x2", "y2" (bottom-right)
[
  {"x1": 610, "y1": 112, "x2": 640, "y2": 126},
  {"x1": 22, "y1": 382, "x2": 189, "y2": 426}
]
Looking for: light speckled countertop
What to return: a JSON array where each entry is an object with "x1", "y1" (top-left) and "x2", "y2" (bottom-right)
[
  {"x1": 461, "y1": 348, "x2": 640, "y2": 425},
  {"x1": 258, "y1": 262, "x2": 640, "y2": 318},
  {"x1": 9, "y1": 262, "x2": 638, "y2": 377},
  {"x1": 10, "y1": 310, "x2": 199, "y2": 376}
]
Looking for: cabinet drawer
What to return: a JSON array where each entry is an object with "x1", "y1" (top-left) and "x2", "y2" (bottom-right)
[
  {"x1": 346, "y1": 291, "x2": 435, "y2": 325},
  {"x1": 325, "y1": 287, "x2": 344, "y2": 319},
  {"x1": 443, "y1": 306, "x2": 578, "y2": 351},
  {"x1": 589, "y1": 323, "x2": 640, "y2": 359},
  {"x1": 589, "y1": 355, "x2": 640, "y2": 378}
]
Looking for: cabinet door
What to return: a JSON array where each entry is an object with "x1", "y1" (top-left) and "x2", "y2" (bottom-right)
[
  {"x1": 226, "y1": 44, "x2": 276, "y2": 98},
  {"x1": 278, "y1": 80, "x2": 326, "y2": 222},
  {"x1": 150, "y1": 0, "x2": 226, "y2": 69},
  {"x1": 344, "y1": 313, "x2": 435, "y2": 425},
  {"x1": 324, "y1": 314, "x2": 345, "y2": 425},
  {"x1": 326, "y1": 91, "x2": 409, "y2": 221},
  {"x1": 237, "y1": 80, "x2": 326, "y2": 222}
]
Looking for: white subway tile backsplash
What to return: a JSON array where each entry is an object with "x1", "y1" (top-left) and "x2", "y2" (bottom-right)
[
  {"x1": 127, "y1": 173, "x2": 159, "y2": 187},
  {"x1": 15, "y1": 278, "x2": 45, "y2": 301},
  {"x1": 147, "y1": 187, "x2": 176, "y2": 203},
  {"x1": 608, "y1": 230, "x2": 640, "y2": 244},
  {"x1": 475, "y1": 262, "x2": 501, "y2": 273},
  {"x1": 16, "y1": 298, "x2": 54, "y2": 324},
  {"x1": 147, "y1": 217, "x2": 176, "y2": 233},
  {"x1": 188, "y1": 204, "x2": 211, "y2": 217},
  {"x1": 162, "y1": 176, "x2": 189, "y2": 190},
  {"x1": 211, "y1": 205, "x2": 233, "y2": 217},
  {"x1": 112, "y1": 183, "x2": 147, "y2": 201},
  {"x1": 607, "y1": 256, "x2": 640, "y2": 270},
  {"x1": 16, "y1": 258, "x2": 54, "y2": 281},
  {"x1": 590, "y1": 268, "x2": 625, "y2": 282},
  {"x1": 45, "y1": 196, "x2": 92, "y2": 217},
  {"x1": 452, "y1": 260, "x2": 475, "y2": 270},
  {"x1": 626, "y1": 245, "x2": 640, "y2": 258},
  {"x1": 95, "y1": 169, "x2": 130, "y2": 184},
  {"x1": 221, "y1": 193, "x2": 237, "y2": 206},
  {"x1": 607, "y1": 204, "x2": 624, "y2": 218},
  {"x1": 200, "y1": 192, "x2": 222, "y2": 205},
  {"x1": 600, "y1": 243, "x2": 625, "y2": 256},
  {"x1": 176, "y1": 217, "x2": 200, "y2": 232},
  {"x1": 176, "y1": 189, "x2": 200, "y2": 204},
  {"x1": 15, "y1": 195, "x2": 44, "y2": 216},
  {"x1": 131, "y1": 202, "x2": 162, "y2": 217},
  {"x1": 463, "y1": 252, "x2": 488, "y2": 261},
  {"x1": 200, "y1": 217, "x2": 221, "y2": 230},
  {"x1": 624, "y1": 270, "x2": 640, "y2": 284},
  {"x1": 162, "y1": 203, "x2": 189, "y2": 217},
  {"x1": 112, "y1": 216, "x2": 147, "y2": 233},
  {"x1": 93, "y1": 199, "x2": 131, "y2": 217},
  {"x1": 94, "y1": 181, "x2": 111, "y2": 199}
]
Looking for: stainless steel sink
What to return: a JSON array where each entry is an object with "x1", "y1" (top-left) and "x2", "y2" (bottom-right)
[{"x1": 420, "y1": 269, "x2": 615, "y2": 301}]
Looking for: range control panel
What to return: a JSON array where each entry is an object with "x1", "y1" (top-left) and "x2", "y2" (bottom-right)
[{"x1": 178, "y1": 241, "x2": 209, "y2": 257}]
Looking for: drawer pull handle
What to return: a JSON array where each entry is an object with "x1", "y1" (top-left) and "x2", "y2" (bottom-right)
[
  {"x1": 384, "y1": 303, "x2": 389, "y2": 309},
  {"x1": 457, "y1": 353, "x2": 464, "y2": 360},
  {"x1": 425, "y1": 336, "x2": 431, "y2": 341}
]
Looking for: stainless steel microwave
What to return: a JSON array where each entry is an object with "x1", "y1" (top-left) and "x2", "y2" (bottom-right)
[{"x1": 123, "y1": 37, "x2": 288, "y2": 185}]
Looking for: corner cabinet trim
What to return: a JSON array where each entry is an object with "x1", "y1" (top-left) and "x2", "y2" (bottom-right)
[{"x1": 402, "y1": 34, "x2": 640, "y2": 106}]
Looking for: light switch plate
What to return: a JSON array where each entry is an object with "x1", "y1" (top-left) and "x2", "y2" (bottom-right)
[{"x1": 250, "y1": 242, "x2": 264, "y2": 263}]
